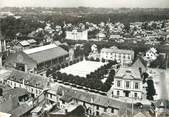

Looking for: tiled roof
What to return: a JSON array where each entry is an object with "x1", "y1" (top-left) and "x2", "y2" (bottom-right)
[
  {"x1": 19, "y1": 40, "x2": 30, "y2": 46},
  {"x1": 55, "y1": 85, "x2": 124, "y2": 109},
  {"x1": 10, "y1": 104, "x2": 33, "y2": 117},
  {"x1": 115, "y1": 67, "x2": 141, "y2": 79},
  {"x1": 8, "y1": 70, "x2": 48, "y2": 89},
  {"x1": 132, "y1": 57, "x2": 147, "y2": 69},
  {"x1": 3, "y1": 88, "x2": 28, "y2": 100},
  {"x1": 101, "y1": 47, "x2": 134, "y2": 55},
  {"x1": 23, "y1": 44, "x2": 68, "y2": 64},
  {"x1": 27, "y1": 39, "x2": 36, "y2": 44}
]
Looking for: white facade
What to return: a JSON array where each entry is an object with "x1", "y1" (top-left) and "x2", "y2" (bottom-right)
[
  {"x1": 145, "y1": 47, "x2": 158, "y2": 61},
  {"x1": 113, "y1": 67, "x2": 143, "y2": 99},
  {"x1": 7, "y1": 80, "x2": 43, "y2": 97},
  {"x1": 66, "y1": 30, "x2": 88, "y2": 40},
  {"x1": 46, "y1": 92, "x2": 119, "y2": 117},
  {"x1": 100, "y1": 46, "x2": 134, "y2": 65}
]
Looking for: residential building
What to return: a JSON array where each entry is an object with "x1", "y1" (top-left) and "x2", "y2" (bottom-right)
[
  {"x1": 145, "y1": 47, "x2": 158, "y2": 61},
  {"x1": 5, "y1": 69, "x2": 125, "y2": 117},
  {"x1": 16, "y1": 39, "x2": 37, "y2": 50},
  {"x1": 100, "y1": 46, "x2": 134, "y2": 65},
  {"x1": 66, "y1": 29, "x2": 88, "y2": 40},
  {"x1": 6, "y1": 70, "x2": 48, "y2": 97},
  {"x1": 5, "y1": 44, "x2": 69, "y2": 75},
  {"x1": 113, "y1": 67, "x2": 143, "y2": 99},
  {"x1": 46, "y1": 84, "x2": 125, "y2": 117}
]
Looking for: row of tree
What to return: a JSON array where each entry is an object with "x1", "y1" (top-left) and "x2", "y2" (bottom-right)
[{"x1": 52, "y1": 60, "x2": 117, "y2": 92}]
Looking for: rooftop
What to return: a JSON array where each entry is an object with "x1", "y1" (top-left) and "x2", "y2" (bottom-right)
[
  {"x1": 23, "y1": 44, "x2": 57, "y2": 54},
  {"x1": 19, "y1": 40, "x2": 30, "y2": 46},
  {"x1": 101, "y1": 46, "x2": 134, "y2": 55},
  {"x1": 23, "y1": 44, "x2": 68, "y2": 64},
  {"x1": 115, "y1": 67, "x2": 141, "y2": 79},
  {"x1": 8, "y1": 70, "x2": 48, "y2": 89},
  {"x1": 59, "y1": 60, "x2": 107, "y2": 77},
  {"x1": 52, "y1": 85, "x2": 124, "y2": 109}
]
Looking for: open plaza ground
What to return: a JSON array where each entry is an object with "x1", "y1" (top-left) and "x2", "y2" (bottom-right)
[{"x1": 59, "y1": 60, "x2": 107, "y2": 77}]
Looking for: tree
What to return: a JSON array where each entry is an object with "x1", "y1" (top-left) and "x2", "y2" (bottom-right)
[
  {"x1": 146, "y1": 79, "x2": 156, "y2": 100},
  {"x1": 142, "y1": 72, "x2": 149, "y2": 83},
  {"x1": 123, "y1": 23, "x2": 130, "y2": 33}
]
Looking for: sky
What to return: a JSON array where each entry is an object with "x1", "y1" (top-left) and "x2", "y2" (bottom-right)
[{"x1": 0, "y1": 0, "x2": 169, "y2": 8}]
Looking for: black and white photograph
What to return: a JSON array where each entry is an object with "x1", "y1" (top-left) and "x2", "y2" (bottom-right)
[{"x1": 0, "y1": 0, "x2": 169, "y2": 117}]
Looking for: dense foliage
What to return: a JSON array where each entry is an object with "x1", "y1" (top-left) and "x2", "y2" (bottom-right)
[{"x1": 52, "y1": 60, "x2": 117, "y2": 92}]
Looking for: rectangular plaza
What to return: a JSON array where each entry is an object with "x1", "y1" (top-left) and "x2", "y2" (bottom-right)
[{"x1": 59, "y1": 60, "x2": 107, "y2": 77}]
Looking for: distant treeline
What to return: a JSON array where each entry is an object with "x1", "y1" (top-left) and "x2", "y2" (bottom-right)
[{"x1": 21, "y1": 11, "x2": 169, "y2": 25}]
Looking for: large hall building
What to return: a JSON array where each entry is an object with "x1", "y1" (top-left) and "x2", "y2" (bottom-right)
[{"x1": 5, "y1": 44, "x2": 69, "y2": 75}]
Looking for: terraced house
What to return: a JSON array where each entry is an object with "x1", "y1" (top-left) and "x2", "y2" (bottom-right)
[{"x1": 46, "y1": 84, "x2": 125, "y2": 117}]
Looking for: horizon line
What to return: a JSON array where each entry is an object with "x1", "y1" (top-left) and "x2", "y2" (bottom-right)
[{"x1": 1, "y1": 6, "x2": 169, "y2": 9}]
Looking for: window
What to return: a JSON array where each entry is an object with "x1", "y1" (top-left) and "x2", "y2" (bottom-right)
[
  {"x1": 36, "y1": 89, "x2": 38, "y2": 94},
  {"x1": 31, "y1": 88, "x2": 33, "y2": 92},
  {"x1": 126, "y1": 81, "x2": 130, "y2": 88},
  {"x1": 97, "y1": 106, "x2": 99, "y2": 110},
  {"x1": 104, "y1": 108, "x2": 107, "y2": 112},
  {"x1": 14, "y1": 83, "x2": 16, "y2": 87},
  {"x1": 134, "y1": 93, "x2": 137, "y2": 98},
  {"x1": 117, "y1": 91, "x2": 120, "y2": 96},
  {"x1": 117, "y1": 81, "x2": 121, "y2": 87},
  {"x1": 128, "y1": 55, "x2": 131, "y2": 59},
  {"x1": 111, "y1": 108, "x2": 114, "y2": 113},
  {"x1": 96, "y1": 111, "x2": 99, "y2": 116},
  {"x1": 50, "y1": 94, "x2": 52, "y2": 98},
  {"x1": 135, "y1": 82, "x2": 139, "y2": 89}
]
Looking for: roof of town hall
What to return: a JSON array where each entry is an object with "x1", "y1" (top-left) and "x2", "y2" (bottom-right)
[{"x1": 115, "y1": 67, "x2": 141, "y2": 79}]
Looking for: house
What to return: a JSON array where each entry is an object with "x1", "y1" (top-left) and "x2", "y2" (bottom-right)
[
  {"x1": 18, "y1": 40, "x2": 30, "y2": 50},
  {"x1": 66, "y1": 29, "x2": 88, "y2": 40},
  {"x1": 0, "y1": 83, "x2": 31, "y2": 114},
  {"x1": 145, "y1": 47, "x2": 158, "y2": 61},
  {"x1": 46, "y1": 84, "x2": 125, "y2": 117},
  {"x1": 113, "y1": 67, "x2": 143, "y2": 99},
  {"x1": 6, "y1": 70, "x2": 48, "y2": 97},
  {"x1": 100, "y1": 46, "x2": 134, "y2": 65},
  {"x1": 5, "y1": 44, "x2": 69, "y2": 75},
  {"x1": 97, "y1": 32, "x2": 106, "y2": 41},
  {"x1": 16, "y1": 39, "x2": 37, "y2": 50},
  {"x1": 110, "y1": 34, "x2": 122, "y2": 40}
]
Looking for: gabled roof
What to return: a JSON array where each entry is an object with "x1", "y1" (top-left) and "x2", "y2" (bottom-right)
[
  {"x1": 3, "y1": 88, "x2": 28, "y2": 100},
  {"x1": 132, "y1": 56, "x2": 147, "y2": 69},
  {"x1": 115, "y1": 67, "x2": 141, "y2": 79},
  {"x1": 55, "y1": 85, "x2": 124, "y2": 109},
  {"x1": 101, "y1": 46, "x2": 134, "y2": 55},
  {"x1": 19, "y1": 40, "x2": 30, "y2": 46},
  {"x1": 10, "y1": 104, "x2": 33, "y2": 117},
  {"x1": 23, "y1": 44, "x2": 68, "y2": 64},
  {"x1": 8, "y1": 70, "x2": 48, "y2": 89}
]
